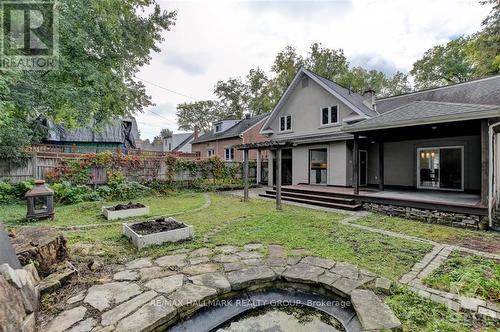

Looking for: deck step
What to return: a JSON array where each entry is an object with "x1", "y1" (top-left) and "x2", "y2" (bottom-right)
[
  {"x1": 273, "y1": 186, "x2": 356, "y2": 199},
  {"x1": 265, "y1": 190, "x2": 357, "y2": 205},
  {"x1": 259, "y1": 193, "x2": 362, "y2": 211}
]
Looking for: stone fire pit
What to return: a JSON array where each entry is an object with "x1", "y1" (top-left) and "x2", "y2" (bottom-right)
[
  {"x1": 102, "y1": 202, "x2": 149, "y2": 221},
  {"x1": 123, "y1": 217, "x2": 193, "y2": 250}
]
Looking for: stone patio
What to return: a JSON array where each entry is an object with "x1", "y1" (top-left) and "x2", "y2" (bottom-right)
[{"x1": 41, "y1": 244, "x2": 401, "y2": 332}]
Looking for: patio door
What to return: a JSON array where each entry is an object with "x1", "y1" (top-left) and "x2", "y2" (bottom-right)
[
  {"x1": 309, "y1": 149, "x2": 327, "y2": 184},
  {"x1": 417, "y1": 146, "x2": 464, "y2": 191}
]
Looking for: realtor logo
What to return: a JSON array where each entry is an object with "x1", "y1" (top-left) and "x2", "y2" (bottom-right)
[{"x1": 1, "y1": 0, "x2": 59, "y2": 70}]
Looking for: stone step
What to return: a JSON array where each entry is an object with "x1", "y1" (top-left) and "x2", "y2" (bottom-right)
[
  {"x1": 265, "y1": 190, "x2": 357, "y2": 205},
  {"x1": 259, "y1": 193, "x2": 362, "y2": 211}
]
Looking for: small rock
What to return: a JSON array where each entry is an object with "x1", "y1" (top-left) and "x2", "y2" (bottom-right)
[
  {"x1": 155, "y1": 254, "x2": 187, "y2": 268},
  {"x1": 145, "y1": 274, "x2": 184, "y2": 294},
  {"x1": 189, "y1": 256, "x2": 210, "y2": 265},
  {"x1": 125, "y1": 258, "x2": 153, "y2": 270},
  {"x1": 88, "y1": 260, "x2": 103, "y2": 272},
  {"x1": 44, "y1": 306, "x2": 87, "y2": 332},
  {"x1": 0, "y1": 264, "x2": 22, "y2": 288},
  {"x1": 113, "y1": 270, "x2": 139, "y2": 281},
  {"x1": 66, "y1": 291, "x2": 86, "y2": 305},
  {"x1": 39, "y1": 268, "x2": 77, "y2": 295},
  {"x1": 375, "y1": 277, "x2": 392, "y2": 293},
  {"x1": 23, "y1": 263, "x2": 40, "y2": 283},
  {"x1": 268, "y1": 245, "x2": 285, "y2": 258}
]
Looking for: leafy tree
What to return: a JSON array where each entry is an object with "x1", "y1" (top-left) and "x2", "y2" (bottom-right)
[
  {"x1": 0, "y1": 0, "x2": 176, "y2": 161},
  {"x1": 152, "y1": 128, "x2": 173, "y2": 144},
  {"x1": 176, "y1": 100, "x2": 224, "y2": 131},
  {"x1": 306, "y1": 43, "x2": 349, "y2": 82},
  {"x1": 214, "y1": 77, "x2": 249, "y2": 119},
  {"x1": 246, "y1": 67, "x2": 272, "y2": 115},
  {"x1": 411, "y1": 37, "x2": 475, "y2": 89}
]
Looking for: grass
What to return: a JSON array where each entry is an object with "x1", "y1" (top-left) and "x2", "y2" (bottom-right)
[
  {"x1": 423, "y1": 251, "x2": 500, "y2": 304},
  {"x1": 1, "y1": 192, "x2": 206, "y2": 228},
  {"x1": 386, "y1": 285, "x2": 498, "y2": 332},
  {"x1": 353, "y1": 213, "x2": 500, "y2": 254}
]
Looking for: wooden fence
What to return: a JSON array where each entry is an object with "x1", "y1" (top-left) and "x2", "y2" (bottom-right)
[{"x1": 0, "y1": 146, "x2": 261, "y2": 184}]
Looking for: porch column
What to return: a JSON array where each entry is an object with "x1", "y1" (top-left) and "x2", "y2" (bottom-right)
[
  {"x1": 481, "y1": 119, "x2": 489, "y2": 206},
  {"x1": 379, "y1": 141, "x2": 384, "y2": 191},
  {"x1": 353, "y1": 134, "x2": 359, "y2": 195},
  {"x1": 243, "y1": 149, "x2": 249, "y2": 202},
  {"x1": 256, "y1": 149, "x2": 261, "y2": 184},
  {"x1": 276, "y1": 147, "x2": 282, "y2": 210}
]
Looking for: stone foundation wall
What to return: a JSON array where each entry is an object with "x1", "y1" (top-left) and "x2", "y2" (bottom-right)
[{"x1": 362, "y1": 203, "x2": 485, "y2": 229}]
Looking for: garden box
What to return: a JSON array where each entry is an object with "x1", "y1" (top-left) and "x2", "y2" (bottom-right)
[
  {"x1": 122, "y1": 217, "x2": 193, "y2": 250},
  {"x1": 102, "y1": 203, "x2": 149, "y2": 221}
]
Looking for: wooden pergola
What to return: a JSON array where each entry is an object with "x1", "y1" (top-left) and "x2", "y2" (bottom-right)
[{"x1": 234, "y1": 140, "x2": 293, "y2": 210}]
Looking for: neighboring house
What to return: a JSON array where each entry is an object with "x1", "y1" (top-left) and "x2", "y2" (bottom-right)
[
  {"x1": 44, "y1": 117, "x2": 140, "y2": 153},
  {"x1": 259, "y1": 68, "x2": 500, "y2": 229},
  {"x1": 191, "y1": 113, "x2": 269, "y2": 162},
  {"x1": 141, "y1": 133, "x2": 195, "y2": 153}
]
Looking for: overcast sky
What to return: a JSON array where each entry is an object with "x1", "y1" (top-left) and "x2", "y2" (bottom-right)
[{"x1": 136, "y1": 0, "x2": 490, "y2": 140}]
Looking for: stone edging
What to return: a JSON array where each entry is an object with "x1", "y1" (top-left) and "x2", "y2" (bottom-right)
[
  {"x1": 42, "y1": 244, "x2": 401, "y2": 332},
  {"x1": 399, "y1": 244, "x2": 499, "y2": 319}
]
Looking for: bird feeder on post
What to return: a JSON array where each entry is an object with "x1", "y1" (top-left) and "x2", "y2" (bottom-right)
[{"x1": 26, "y1": 180, "x2": 55, "y2": 220}]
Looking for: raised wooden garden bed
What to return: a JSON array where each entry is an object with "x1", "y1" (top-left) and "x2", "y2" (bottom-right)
[
  {"x1": 102, "y1": 202, "x2": 149, "y2": 220},
  {"x1": 122, "y1": 217, "x2": 193, "y2": 249}
]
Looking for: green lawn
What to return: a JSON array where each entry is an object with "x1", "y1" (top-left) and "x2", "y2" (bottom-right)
[
  {"x1": 353, "y1": 213, "x2": 500, "y2": 254},
  {"x1": 423, "y1": 251, "x2": 500, "y2": 304},
  {"x1": 1, "y1": 192, "x2": 206, "y2": 228}
]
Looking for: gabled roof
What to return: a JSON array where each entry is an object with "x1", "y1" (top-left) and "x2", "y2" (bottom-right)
[
  {"x1": 376, "y1": 75, "x2": 500, "y2": 113},
  {"x1": 172, "y1": 133, "x2": 194, "y2": 152},
  {"x1": 344, "y1": 101, "x2": 500, "y2": 132},
  {"x1": 192, "y1": 113, "x2": 269, "y2": 144},
  {"x1": 260, "y1": 68, "x2": 375, "y2": 134}
]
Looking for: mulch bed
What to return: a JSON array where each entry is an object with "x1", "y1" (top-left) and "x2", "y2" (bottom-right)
[
  {"x1": 130, "y1": 218, "x2": 186, "y2": 235},
  {"x1": 107, "y1": 202, "x2": 145, "y2": 211}
]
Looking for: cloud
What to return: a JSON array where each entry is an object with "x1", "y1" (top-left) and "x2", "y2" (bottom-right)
[
  {"x1": 164, "y1": 49, "x2": 209, "y2": 76},
  {"x1": 349, "y1": 53, "x2": 401, "y2": 75},
  {"x1": 244, "y1": 0, "x2": 353, "y2": 19}
]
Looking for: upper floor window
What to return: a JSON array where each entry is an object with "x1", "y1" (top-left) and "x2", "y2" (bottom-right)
[
  {"x1": 280, "y1": 115, "x2": 292, "y2": 132},
  {"x1": 214, "y1": 123, "x2": 222, "y2": 132},
  {"x1": 207, "y1": 149, "x2": 214, "y2": 157},
  {"x1": 224, "y1": 148, "x2": 234, "y2": 161},
  {"x1": 321, "y1": 105, "x2": 339, "y2": 125}
]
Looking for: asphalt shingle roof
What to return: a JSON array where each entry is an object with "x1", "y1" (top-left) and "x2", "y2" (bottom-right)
[
  {"x1": 192, "y1": 113, "x2": 269, "y2": 144},
  {"x1": 345, "y1": 101, "x2": 500, "y2": 131},
  {"x1": 376, "y1": 75, "x2": 500, "y2": 113}
]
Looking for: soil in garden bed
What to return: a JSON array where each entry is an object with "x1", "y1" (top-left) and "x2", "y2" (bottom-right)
[
  {"x1": 108, "y1": 202, "x2": 146, "y2": 211},
  {"x1": 130, "y1": 218, "x2": 186, "y2": 235}
]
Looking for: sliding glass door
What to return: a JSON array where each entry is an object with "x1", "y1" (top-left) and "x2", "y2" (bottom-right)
[{"x1": 417, "y1": 146, "x2": 463, "y2": 191}]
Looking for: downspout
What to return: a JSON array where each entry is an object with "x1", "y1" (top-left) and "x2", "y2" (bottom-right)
[{"x1": 488, "y1": 120, "x2": 500, "y2": 229}]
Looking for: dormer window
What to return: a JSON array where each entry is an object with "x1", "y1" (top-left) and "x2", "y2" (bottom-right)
[
  {"x1": 321, "y1": 105, "x2": 339, "y2": 126},
  {"x1": 280, "y1": 115, "x2": 292, "y2": 132},
  {"x1": 214, "y1": 123, "x2": 222, "y2": 132}
]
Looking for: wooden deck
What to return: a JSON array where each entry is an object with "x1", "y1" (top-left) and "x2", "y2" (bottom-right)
[{"x1": 260, "y1": 184, "x2": 486, "y2": 215}]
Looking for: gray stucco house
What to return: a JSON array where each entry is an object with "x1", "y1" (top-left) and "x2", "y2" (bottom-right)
[{"x1": 259, "y1": 68, "x2": 500, "y2": 229}]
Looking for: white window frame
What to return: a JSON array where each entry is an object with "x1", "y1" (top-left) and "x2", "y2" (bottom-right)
[
  {"x1": 224, "y1": 147, "x2": 234, "y2": 161},
  {"x1": 416, "y1": 146, "x2": 464, "y2": 192},
  {"x1": 207, "y1": 149, "x2": 214, "y2": 157},
  {"x1": 279, "y1": 115, "x2": 292, "y2": 132},
  {"x1": 214, "y1": 123, "x2": 222, "y2": 132},
  {"x1": 320, "y1": 104, "x2": 340, "y2": 127}
]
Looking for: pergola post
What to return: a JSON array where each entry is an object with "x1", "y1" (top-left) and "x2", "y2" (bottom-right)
[
  {"x1": 256, "y1": 149, "x2": 261, "y2": 184},
  {"x1": 243, "y1": 148, "x2": 249, "y2": 202},
  {"x1": 353, "y1": 134, "x2": 359, "y2": 195},
  {"x1": 379, "y1": 141, "x2": 384, "y2": 191},
  {"x1": 276, "y1": 147, "x2": 282, "y2": 210}
]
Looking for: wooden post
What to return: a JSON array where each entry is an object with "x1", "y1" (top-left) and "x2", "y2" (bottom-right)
[
  {"x1": 243, "y1": 149, "x2": 249, "y2": 202},
  {"x1": 353, "y1": 134, "x2": 359, "y2": 195},
  {"x1": 276, "y1": 147, "x2": 282, "y2": 210},
  {"x1": 379, "y1": 141, "x2": 384, "y2": 191},
  {"x1": 256, "y1": 149, "x2": 261, "y2": 185},
  {"x1": 481, "y1": 119, "x2": 489, "y2": 206}
]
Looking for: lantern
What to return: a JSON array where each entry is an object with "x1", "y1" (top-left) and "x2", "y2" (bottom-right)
[{"x1": 26, "y1": 180, "x2": 55, "y2": 220}]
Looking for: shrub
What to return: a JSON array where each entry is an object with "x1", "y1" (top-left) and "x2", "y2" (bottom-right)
[
  {"x1": 51, "y1": 181, "x2": 101, "y2": 204},
  {"x1": 0, "y1": 181, "x2": 14, "y2": 203},
  {"x1": 0, "y1": 179, "x2": 34, "y2": 203},
  {"x1": 12, "y1": 180, "x2": 34, "y2": 199}
]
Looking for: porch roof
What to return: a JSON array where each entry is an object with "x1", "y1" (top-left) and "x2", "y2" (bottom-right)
[
  {"x1": 233, "y1": 140, "x2": 293, "y2": 150},
  {"x1": 344, "y1": 101, "x2": 500, "y2": 132}
]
